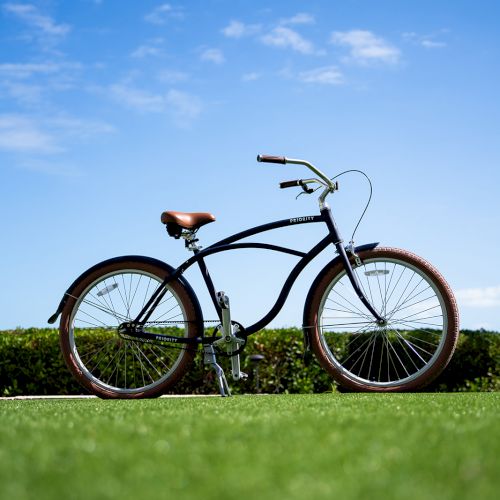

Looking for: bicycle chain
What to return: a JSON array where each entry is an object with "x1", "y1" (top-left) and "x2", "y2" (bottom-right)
[
  {"x1": 135, "y1": 320, "x2": 248, "y2": 357},
  {"x1": 142, "y1": 320, "x2": 221, "y2": 325},
  {"x1": 125, "y1": 319, "x2": 222, "y2": 355}
]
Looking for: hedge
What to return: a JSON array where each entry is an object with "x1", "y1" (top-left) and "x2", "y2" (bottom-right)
[{"x1": 0, "y1": 328, "x2": 498, "y2": 396}]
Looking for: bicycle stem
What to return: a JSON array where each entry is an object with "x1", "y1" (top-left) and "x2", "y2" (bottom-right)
[{"x1": 285, "y1": 157, "x2": 335, "y2": 209}]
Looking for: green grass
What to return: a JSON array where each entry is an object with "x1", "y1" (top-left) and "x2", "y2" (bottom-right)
[{"x1": 0, "y1": 393, "x2": 499, "y2": 500}]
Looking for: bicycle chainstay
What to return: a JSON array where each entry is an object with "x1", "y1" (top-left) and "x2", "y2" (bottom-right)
[{"x1": 118, "y1": 319, "x2": 247, "y2": 356}]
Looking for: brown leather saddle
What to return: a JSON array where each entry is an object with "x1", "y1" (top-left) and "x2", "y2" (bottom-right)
[{"x1": 161, "y1": 211, "x2": 215, "y2": 238}]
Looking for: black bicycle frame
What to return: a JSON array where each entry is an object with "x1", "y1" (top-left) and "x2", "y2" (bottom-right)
[{"x1": 133, "y1": 206, "x2": 383, "y2": 341}]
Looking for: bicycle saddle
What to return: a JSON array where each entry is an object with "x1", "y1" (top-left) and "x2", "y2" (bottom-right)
[{"x1": 161, "y1": 211, "x2": 216, "y2": 230}]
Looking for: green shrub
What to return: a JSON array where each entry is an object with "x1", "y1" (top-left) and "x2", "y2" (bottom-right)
[
  {"x1": 0, "y1": 328, "x2": 498, "y2": 396},
  {"x1": 0, "y1": 328, "x2": 82, "y2": 396}
]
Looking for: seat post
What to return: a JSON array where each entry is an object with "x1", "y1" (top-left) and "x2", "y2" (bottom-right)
[{"x1": 181, "y1": 230, "x2": 202, "y2": 253}]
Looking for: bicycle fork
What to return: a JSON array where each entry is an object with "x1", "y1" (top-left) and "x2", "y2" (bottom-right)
[
  {"x1": 203, "y1": 291, "x2": 247, "y2": 397},
  {"x1": 321, "y1": 206, "x2": 385, "y2": 324}
]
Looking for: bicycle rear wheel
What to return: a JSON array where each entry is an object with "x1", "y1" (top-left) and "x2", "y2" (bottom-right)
[
  {"x1": 305, "y1": 247, "x2": 459, "y2": 391},
  {"x1": 59, "y1": 257, "x2": 202, "y2": 398}
]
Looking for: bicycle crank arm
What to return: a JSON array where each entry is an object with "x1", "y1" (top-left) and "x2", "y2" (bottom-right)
[
  {"x1": 230, "y1": 350, "x2": 248, "y2": 381},
  {"x1": 215, "y1": 291, "x2": 248, "y2": 380}
]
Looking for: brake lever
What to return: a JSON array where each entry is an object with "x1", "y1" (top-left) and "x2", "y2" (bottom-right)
[{"x1": 295, "y1": 183, "x2": 316, "y2": 200}]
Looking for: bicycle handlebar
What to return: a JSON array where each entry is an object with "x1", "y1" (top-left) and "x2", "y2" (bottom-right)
[
  {"x1": 257, "y1": 153, "x2": 336, "y2": 208},
  {"x1": 257, "y1": 154, "x2": 287, "y2": 164},
  {"x1": 279, "y1": 179, "x2": 301, "y2": 189}
]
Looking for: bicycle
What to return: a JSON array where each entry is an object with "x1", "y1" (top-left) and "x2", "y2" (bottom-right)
[{"x1": 48, "y1": 155, "x2": 459, "y2": 398}]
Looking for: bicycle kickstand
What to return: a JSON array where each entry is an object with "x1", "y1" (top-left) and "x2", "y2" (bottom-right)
[{"x1": 203, "y1": 344, "x2": 231, "y2": 397}]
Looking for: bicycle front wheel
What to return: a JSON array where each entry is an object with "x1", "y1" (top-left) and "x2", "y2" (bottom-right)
[
  {"x1": 305, "y1": 247, "x2": 459, "y2": 392},
  {"x1": 59, "y1": 257, "x2": 202, "y2": 398}
]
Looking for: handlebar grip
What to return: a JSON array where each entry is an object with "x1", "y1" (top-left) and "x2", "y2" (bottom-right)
[
  {"x1": 257, "y1": 154, "x2": 287, "y2": 164},
  {"x1": 279, "y1": 179, "x2": 301, "y2": 189}
]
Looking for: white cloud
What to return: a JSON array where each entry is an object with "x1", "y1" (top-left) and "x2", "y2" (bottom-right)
[
  {"x1": 49, "y1": 116, "x2": 115, "y2": 138},
  {"x1": 331, "y1": 30, "x2": 400, "y2": 64},
  {"x1": 158, "y1": 70, "x2": 189, "y2": 83},
  {"x1": 241, "y1": 72, "x2": 261, "y2": 82},
  {"x1": 108, "y1": 84, "x2": 202, "y2": 127},
  {"x1": 403, "y1": 32, "x2": 447, "y2": 49},
  {"x1": 0, "y1": 61, "x2": 83, "y2": 107},
  {"x1": 0, "y1": 62, "x2": 61, "y2": 78},
  {"x1": 200, "y1": 48, "x2": 225, "y2": 64},
  {"x1": 131, "y1": 46, "x2": 163, "y2": 58},
  {"x1": 18, "y1": 158, "x2": 82, "y2": 176},
  {"x1": 280, "y1": 13, "x2": 315, "y2": 26},
  {"x1": 420, "y1": 39, "x2": 446, "y2": 48},
  {"x1": 455, "y1": 286, "x2": 500, "y2": 308},
  {"x1": 109, "y1": 84, "x2": 164, "y2": 113},
  {"x1": 221, "y1": 20, "x2": 261, "y2": 38},
  {"x1": 0, "y1": 113, "x2": 115, "y2": 155},
  {"x1": 299, "y1": 66, "x2": 344, "y2": 85},
  {"x1": 0, "y1": 114, "x2": 59, "y2": 153},
  {"x1": 261, "y1": 27, "x2": 316, "y2": 55},
  {"x1": 144, "y1": 3, "x2": 183, "y2": 25},
  {"x1": 3, "y1": 3, "x2": 70, "y2": 36},
  {"x1": 420, "y1": 39, "x2": 446, "y2": 49},
  {"x1": 165, "y1": 89, "x2": 202, "y2": 128},
  {"x1": 3, "y1": 81, "x2": 43, "y2": 104}
]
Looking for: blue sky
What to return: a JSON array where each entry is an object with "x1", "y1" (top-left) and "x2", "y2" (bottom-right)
[{"x1": 1, "y1": 0, "x2": 499, "y2": 330}]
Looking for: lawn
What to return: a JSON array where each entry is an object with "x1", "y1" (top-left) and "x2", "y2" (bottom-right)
[{"x1": 0, "y1": 393, "x2": 498, "y2": 500}]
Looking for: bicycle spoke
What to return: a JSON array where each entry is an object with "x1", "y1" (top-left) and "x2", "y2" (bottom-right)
[
  {"x1": 404, "y1": 333, "x2": 440, "y2": 348},
  {"x1": 393, "y1": 332, "x2": 421, "y2": 371},
  {"x1": 374, "y1": 263, "x2": 385, "y2": 312},
  {"x1": 128, "y1": 274, "x2": 142, "y2": 317},
  {"x1": 80, "y1": 297, "x2": 128, "y2": 323},
  {"x1": 394, "y1": 319, "x2": 443, "y2": 328},
  {"x1": 330, "y1": 288, "x2": 372, "y2": 320},
  {"x1": 394, "y1": 304, "x2": 441, "y2": 322},
  {"x1": 387, "y1": 279, "x2": 426, "y2": 316},
  {"x1": 388, "y1": 272, "x2": 416, "y2": 319},
  {"x1": 76, "y1": 309, "x2": 112, "y2": 328},
  {"x1": 135, "y1": 342, "x2": 162, "y2": 380},
  {"x1": 384, "y1": 266, "x2": 406, "y2": 314},
  {"x1": 320, "y1": 321, "x2": 375, "y2": 328},
  {"x1": 88, "y1": 290, "x2": 121, "y2": 322},
  {"x1": 388, "y1": 290, "x2": 434, "y2": 316},
  {"x1": 394, "y1": 330, "x2": 429, "y2": 366},
  {"x1": 363, "y1": 265, "x2": 376, "y2": 307}
]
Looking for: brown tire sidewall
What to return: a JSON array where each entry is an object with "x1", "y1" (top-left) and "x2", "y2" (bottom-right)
[
  {"x1": 307, "y1": 247, "x2": 459, "y2": 392},
  {"x1": 59, "y1": 259, "x2": 200, "y2": 398}
]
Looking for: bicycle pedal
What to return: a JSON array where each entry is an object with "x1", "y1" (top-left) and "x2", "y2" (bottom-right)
[
  {"x1": 216, "y1": 291, "x2": 230, "y2": 309},
  {"x1": 231, "y1": 371, "x2": 247, "y2": 381}
]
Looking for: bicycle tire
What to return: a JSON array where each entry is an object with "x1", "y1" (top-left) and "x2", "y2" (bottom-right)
[
  {"x1": 304, "y1": 247, "x2": 459, "y2": 392},
  {"x1": 59, "y1": 257, "x2": 202, "y2": 398}
]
